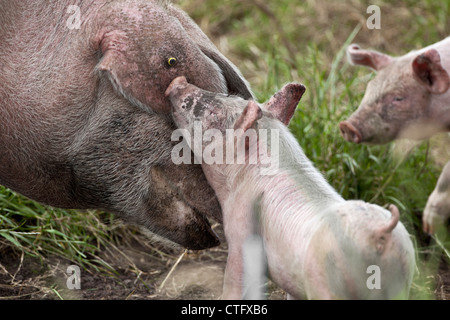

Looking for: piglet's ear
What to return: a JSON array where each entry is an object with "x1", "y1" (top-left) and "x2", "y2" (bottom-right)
[
  {"x1": 347, "y1": 44, "x2": 393, "y2": 71},
  {"x1": 412, "y1": 49, "x2": 450, "y2": 94},
  {"x1": 234, "y1": 100, "x2": 263, "y2": 132},
  {"x1": 264, "y1": 83, "x2": 306, "y2": 126}
]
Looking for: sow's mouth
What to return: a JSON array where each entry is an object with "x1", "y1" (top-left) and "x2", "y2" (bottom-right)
[
  {"x1": 148, "y1": 205, "x2": 220, "y2": 251},
  {"x1": 181, "y1": 212, "x2": 221, "y2": 250}
]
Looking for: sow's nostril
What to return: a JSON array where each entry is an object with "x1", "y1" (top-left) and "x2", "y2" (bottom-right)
[{"x1": 339, "y1": 121, "x2": 362, "y2": 144}]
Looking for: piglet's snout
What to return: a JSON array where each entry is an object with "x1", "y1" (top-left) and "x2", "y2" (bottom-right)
[
  {"x1": 165, "y1": 76, "x2": 189, "y2": 97},
  {"x1": 339, "y1": 121, "x2": 362, "y2": 144}
]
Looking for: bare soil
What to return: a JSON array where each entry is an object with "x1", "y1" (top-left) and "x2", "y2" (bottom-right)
[
  {"x1": 0, "y1": 226, "x2": 448, "y2": 300},
  {"x1": 0, "y1": 226, "x2": 284, "y2": 300}
]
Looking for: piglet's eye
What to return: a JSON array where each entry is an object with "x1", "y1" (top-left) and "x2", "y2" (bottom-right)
[
  {"x1": 167, "y1": 57, "x2": 178, "y2": 67},
  {"x1": 393, "y1": 97, "x2": 404, "y2": 102}
]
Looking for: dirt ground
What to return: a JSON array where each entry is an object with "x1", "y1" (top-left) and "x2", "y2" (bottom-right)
[
  {"x1": 0, "y1": 225, "x2": 285, "y2": 300},
  {"x1": 0, "y1": 245, "x2": 225, "y2": 300},
  {"x1": 0, "y1": 224, "x2": 448, "y2": 300}
]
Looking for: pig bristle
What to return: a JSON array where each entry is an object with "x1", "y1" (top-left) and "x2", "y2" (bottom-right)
[{"x1": 160, "y1": 0, "x2": 171, "y2": 9}]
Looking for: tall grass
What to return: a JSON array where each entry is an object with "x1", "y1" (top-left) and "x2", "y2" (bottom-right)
[{"x1": 0, "y1": 186, "x2": 129, "y2": 274}]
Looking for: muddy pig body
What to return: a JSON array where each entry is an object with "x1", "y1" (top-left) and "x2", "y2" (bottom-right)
[
  {"x1": 340, "y1": 37, "x2": 450, "y2": 234},
  {"x1": 167, "y1": 77, "x2": 416, "y2": 299},
  {"x1": 0, "y1": 0, "x2": 254, "y2": 249}
]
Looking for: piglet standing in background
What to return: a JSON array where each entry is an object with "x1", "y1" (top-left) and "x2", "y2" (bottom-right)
[
  {"x1": 340, "y1": 37, "x2": 450, "y2": 144},
  {"x1": 340, "y1": 37, "x2": 450, "y2": 234},
  {"x1": 423, "y1": 161, "x2": 450, "y2": 234},
  {"x1": 166, "y1": 76, "x2": 416, "y2": 300}
]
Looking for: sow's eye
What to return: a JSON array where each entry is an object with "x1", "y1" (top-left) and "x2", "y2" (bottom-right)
[
  {"x1": 393, "y1": 96, "x2": 404, "y2": 102},
  {"x1": 166, "y1": 57, "x2": 178, "y2": 68}
]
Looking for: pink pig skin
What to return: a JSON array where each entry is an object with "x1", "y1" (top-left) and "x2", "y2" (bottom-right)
[
  {"x1": 423, "y1": 161, "x2": 450, "y2": 234},
  {"x1": 340, "y1": 37, "x2": 450, "y2": 144},
  {"x1": 167, "y1": 77, "x2": 416, "y2": 300},
  {"x1": 341, "y1": 37, "x2": 450, "y2": 234}
]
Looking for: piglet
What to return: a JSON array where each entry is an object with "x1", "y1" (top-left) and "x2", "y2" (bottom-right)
[
  {"x1": 340, "y1": 37, "x2": 450, "y2": 234},
  {"x1": 166, "y1": 77, "x2": 416, "y2": 300},
  {"x1": 340, "y1": 37, "x2": 450, "y2": 144},
  {"x1": 423, "y1": 161, "x2": 450, "y2": 234}
]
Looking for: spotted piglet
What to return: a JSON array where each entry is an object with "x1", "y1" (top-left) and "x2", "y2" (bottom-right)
[{"x1": 166, "y1": 76, "x2": 416, "y2": 300}]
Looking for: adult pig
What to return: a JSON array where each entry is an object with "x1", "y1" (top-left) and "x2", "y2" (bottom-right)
[
  {"x1": 0, "y1": 0, "x2": 253, "y2": 249},
  {"x1": 166, "y1": 76, "x2": 416, "y2": 300},
  {"x1": 340, "y1": 37, "x2": 450, "y2": 144}
]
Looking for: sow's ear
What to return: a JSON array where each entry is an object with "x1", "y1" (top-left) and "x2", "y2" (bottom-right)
[
  {"x1": 94, "y1": 30, "x2": 157, "y2": 113},
  {"x1": 412, "y1": 49, "x2": 450, "y2": 94},
  {"x1": 95, "y1": 30, "x2": 129, "y2": 86},
  {"x1": 347, "y1": 44, "x2": 393, "y2": 71},
  {"x1": 200, "y1": 47, "x2": 254, "y2": 100},
  {"x1": 264, "y1": 83, "x2": 306, "y2": 126},
  {"x1": 167, "y1": 3, "x2": 254, "y2": 100}
]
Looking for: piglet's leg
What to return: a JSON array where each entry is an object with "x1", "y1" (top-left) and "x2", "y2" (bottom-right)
[
  {"x1": 222, "y1": 245, "x2": 245, "y2": 300},
  {"x1": 222, "y1": 203, "x2": 256, "y2": 300},
  {"x1": 423, "y1": 161, "x2": 450, "y2": 234}
]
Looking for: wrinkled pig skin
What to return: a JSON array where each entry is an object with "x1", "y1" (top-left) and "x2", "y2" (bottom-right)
[
  {"x1": 423, "y1": 161, "x2": 450, "y2": 234},
  {"x1": 0, "y1": 0, "x2": 254, "y2": 249},
  {"x1": 340, "y1": 37, "x2": 450, "y2": 144},
  {"x1": 167, "y1": 77, "x2": 416, "y2": 300}
]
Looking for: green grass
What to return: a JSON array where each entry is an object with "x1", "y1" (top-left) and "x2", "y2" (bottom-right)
[
  {"x1": 0, "y1": 186, "x2": 128, "y2": 275},
  {"x1": 1, "y1": 0, "x2": 449, "y2": 299}
]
